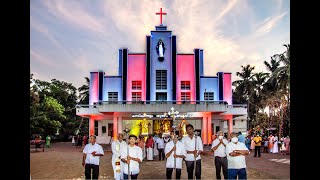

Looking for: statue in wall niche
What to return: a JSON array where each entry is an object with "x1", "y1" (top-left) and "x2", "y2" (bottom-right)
[
  {"x1": 179, "y1": 119, "x2": 189, "y2": 137},
  {"x1": 156, "y1": 39, "x2": 165, "y2": 62}
]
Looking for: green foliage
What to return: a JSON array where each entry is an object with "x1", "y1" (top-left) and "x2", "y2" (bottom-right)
[
  {"x1": 232, "y1": 44, "x2": 290, "y2": 136},
  {"x1": 30, "y1": 75, "x2": 80, "y2": 140}
]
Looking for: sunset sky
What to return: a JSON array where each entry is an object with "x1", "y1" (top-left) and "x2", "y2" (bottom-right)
[{"x1": 31, "y1": 0, "x2": 290, "y2": 88}]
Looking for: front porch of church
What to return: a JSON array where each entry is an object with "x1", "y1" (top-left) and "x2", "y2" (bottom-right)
[{"x1": 76, "y1": 101, "x2": 247, "y2": 144}]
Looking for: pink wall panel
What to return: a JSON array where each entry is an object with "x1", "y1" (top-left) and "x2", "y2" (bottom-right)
[
  {"x1": 223, "y1": 73, "x2": 232, "y2": 105},
  {"x1": 127, "y1": 54, "x2": 146, "y2": 101},
  {"x1": 89, "y1": 72, "x2": 99, "y2": 105},
  {"x1": 176, "y1": 54, "x2": 196, "y2": 102}
]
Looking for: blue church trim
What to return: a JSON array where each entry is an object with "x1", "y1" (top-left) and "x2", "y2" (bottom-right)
[
  {"x1": 98, "y1": 71, "x2": 104, "y2": 101},
  {"x1": 218, "y1": 72, "x2": 224, "y2": 100},
  {"x1": 146, "y1": 36, "x2": 151, "y2": 103},
  {"x1": 122, "y1": 49, "x2": 128, "y2": 102},
  {"x1": 195, "y1": 49, "x2": 200, "y2": 104},
  {"x1": 172, "y1": 35, "x2": 176, "y2": 103}
]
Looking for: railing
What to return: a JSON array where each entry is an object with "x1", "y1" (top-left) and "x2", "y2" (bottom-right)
[
  {"x1": 227, "y1": 104, "x2": 248, "y2": 108},
  {"x1": 75, "y1": 100, "x2": 248, "y2": 109}
]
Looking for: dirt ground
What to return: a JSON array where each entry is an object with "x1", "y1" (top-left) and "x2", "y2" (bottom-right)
[{"x1": 30, "y1": 142, "x2": 289, "y2": 179}]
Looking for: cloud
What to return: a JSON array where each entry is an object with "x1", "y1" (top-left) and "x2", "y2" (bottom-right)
[
  {"x1": 30, "y1": 16, "x2": 74, "y2": 58},
  {"x1": 255, "y1": 12, "x2": 287, "y2": 37},
  {"x1": 214, "y1": 0, "x2": 239, "y2": 24},
  {"x1": 72, "y1": 54, "x2": 96, "y2": 73},
  {"x1": 30, "y1": 49, "x2": 59, "y2": 67},
  {"x1": 41, "y1": 0, "x2": 107, "y2": 35},
  {"x1": 30, "y1": 0, "x2": 290, "y2": 89}
]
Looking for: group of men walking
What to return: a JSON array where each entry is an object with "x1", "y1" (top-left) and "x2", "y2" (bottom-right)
[
  {"x1": 109, "y1": 124, "x2": 203, "y2": 180},
  {"x1": 81, "y1": 125, "x2": 250, "y2": 180}
]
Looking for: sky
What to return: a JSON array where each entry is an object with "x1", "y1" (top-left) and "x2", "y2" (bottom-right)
[{"x1": 30, "y1": 0, "x2": 290, "y2": 89}]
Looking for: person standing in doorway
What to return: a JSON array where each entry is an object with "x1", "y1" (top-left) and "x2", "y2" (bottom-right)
[
  {"x1": 181, "y1": 124, "x2": 203, "y2": 179},
  {"x1": 111, "y1": 133, "x2": 127, "y2": 180},
  {"x1": 211, "y1": 131, "x2": 228, "y2": 180},
  {"x1": 82, "y1": 135, "x2": 104, "y2": 180}
]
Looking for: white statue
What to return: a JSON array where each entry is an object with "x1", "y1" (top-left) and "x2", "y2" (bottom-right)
[
  {"x1": 156, "y1": 39, "x2": 165, "y2": 61},
  {"x1": 158, "y1": 41, "x2": 164, "y2": 57}
]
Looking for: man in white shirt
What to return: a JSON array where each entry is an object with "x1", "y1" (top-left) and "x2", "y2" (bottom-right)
[
  {"x1": 156, "y1": 135, "x2": 165, "y2": 160},
  {"x1": 120, "y1": 134, "x2": 143, "y2": 179},
  {"x1": 82, "y1": 135, "x2": 104, "y2": 180},
  {"x1": 226, "y1": 132, "x2": 250, "y2": 180},
  {"x1": 181, "y1": 124, "x2": 203, "y2": 179},
  {"x1": 211, "y1": 131, "x2": 228, "y2": 180},
  {"x1": 111, "y1": 133, "x2": 127, "y2": 180},
  {"x1": 165, "y1": 131, "x2": 187, "y2": 179}
]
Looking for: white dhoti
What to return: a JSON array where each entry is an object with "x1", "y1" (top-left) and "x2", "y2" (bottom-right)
[
  {"x1": 147, "y1": 147, "x2": 153, "y2": 160},
  {"x1": 143, "y1": 147, "x2": 146, "y2": 159},
  {"x1": 273, "y1": 143, "x2": 279, "y2": 153},
  {"x1": 112, "y1": 156, "x2": 123, "y2": 180},
  {"x1": 154, "y1": 143, "x2": 158, "y2": 156}
]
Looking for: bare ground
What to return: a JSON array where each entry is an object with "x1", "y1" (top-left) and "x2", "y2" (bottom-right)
[{"x1": 30, "y1": 142, "x2": 289, "y2": 180}]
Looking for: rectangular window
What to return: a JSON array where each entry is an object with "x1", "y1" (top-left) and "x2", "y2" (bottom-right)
[
  {"x1": 156, "y1": 70, "x2": 167, "y2": 90},
  {"x1": 215, "y1": 126, "x2": 220, "y2": 133},
  {"x1": 108, "y1": 123, "x2": 113, "y2": 136},
  {"x1": 132, "y1": 92, "x2": 142, "y2": 102},
  {"x1": 132, "y1": 81, "x2": 142, "y2": 90},
  {"x1": 181, "y1": 81, "x2": 191, "y2": 90},
  {"x1": 94, "y1": 121, "x2": 98, "y2": 136},
  {"x1": 181, "y1": 92, "x2": 191, "y2": 101},
  {"x1": 156, "y1": 92, "x2": 167, "y2": 101},
  {"x1": 233, "y1": 120, "x2": 235, "y2": 126},
  {"x1": 108, "y1": 92, "x2": 118, "y2": 104},
  {"x1": 204, "y1": 92, "x2": 214, "y2": 101}
]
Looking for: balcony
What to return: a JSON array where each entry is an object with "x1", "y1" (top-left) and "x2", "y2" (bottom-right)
[{"x1": 76, "y1": 101, "x2": 247, "y2": 116}]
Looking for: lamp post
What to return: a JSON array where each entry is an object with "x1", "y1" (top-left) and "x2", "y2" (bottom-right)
[
  {"x1": 168, "y1": 107, "x2": 179, "y2": 179},
  {"x1": 123, "y1": 128, "x2": 131, "y2": 180}
]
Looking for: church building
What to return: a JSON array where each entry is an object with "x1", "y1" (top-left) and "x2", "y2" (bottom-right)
[{"x1": 76, "y1": 8, "x2": 247, "y2": 145}]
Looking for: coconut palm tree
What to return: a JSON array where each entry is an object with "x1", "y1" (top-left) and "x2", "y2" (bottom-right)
[
  {"x1": 268, "y1": 44, "x2": 290, "y2": 94},
  {"x1": 232, "y1": 65, "x2": 256, "y2": 103},
  {"x1": 78, "y1": 77, "x2": 90, "y2": 104}
]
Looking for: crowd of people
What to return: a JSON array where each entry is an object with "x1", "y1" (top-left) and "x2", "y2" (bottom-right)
[
  {"x1": 244, "y1": 133, "x2": 290, "y2": 157},
  {"x1": 72, "y1": 134, "x2": 88, "y2": 147},
  {"x1": 81, "y1": 128, "x2": 290, "y2": 180}
]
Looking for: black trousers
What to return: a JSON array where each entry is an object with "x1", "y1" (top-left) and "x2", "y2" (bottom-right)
[
  {"x1": 85, "y1": 164, "x2": 99, "y2": 180},
  {"x1": 185, "y1": 159, "x2": 201, "y2": 179},
  {"x1": 214, "y1": 156, "x2": 228, "y2": 179},
  {"x1": 254, "y1": 146, "x2": 261, "y2": 157},
  {"x1": 166, "y1": 168, "x2": 182, "y2": 179},
  {"x1": 158, "y1": 148, "x2": 165, "y2": 160},
  {"x1": 124, "y1": 173, "x2": 139, "y2": 179}
]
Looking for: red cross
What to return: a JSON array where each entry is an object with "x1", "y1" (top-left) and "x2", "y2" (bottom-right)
[{"x1": 156, "y1": 8, "x2": 167, "y2": 25}]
